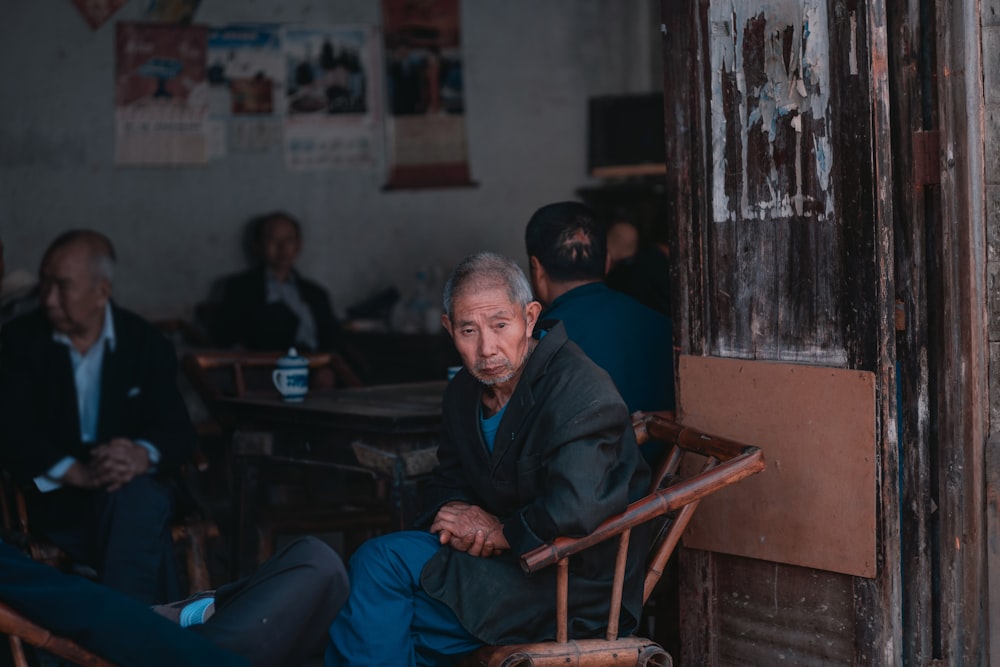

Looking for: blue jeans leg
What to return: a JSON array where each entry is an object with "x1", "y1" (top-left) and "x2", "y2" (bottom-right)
[{"x1": 325, "y1": 531, "x2": 482, "y2": 667}]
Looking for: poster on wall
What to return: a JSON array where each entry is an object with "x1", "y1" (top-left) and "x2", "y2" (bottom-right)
[
  {"x1": 206, "y1": 24, "x2": 284, "y2": 156},
  {"x1": 71, "y1": 0, "x2": 127, "y2": 30},
  {"x1": 282, "y1": 25, "x2": 380, "y2": 170},
  {"x1": 114, "y1": 22, "x2": 209, "y2": 165},
  {"x1": 381, "y1": 0, "x2": 474, "y2": 189}
]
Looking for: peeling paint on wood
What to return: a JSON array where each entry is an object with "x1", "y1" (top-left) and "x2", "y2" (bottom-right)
[
  {"x1": 695, "y1": 0, "x2": 881, "y2": 364},
  {"x1": 710, "y1": 0, "x2": 834, "y2": 223}
]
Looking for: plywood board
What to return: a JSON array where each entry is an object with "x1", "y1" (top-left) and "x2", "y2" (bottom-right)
[{"x1": 678, "y1": 355, "x2": 876, "y2": 578}]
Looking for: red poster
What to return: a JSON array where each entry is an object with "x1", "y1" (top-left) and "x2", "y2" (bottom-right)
[
  {"x1": 71, "y1": 0, "x2": 127, "y2": 30},
  {"x1": 381, "y1": 0, "x2": 475, "y2": 189}
]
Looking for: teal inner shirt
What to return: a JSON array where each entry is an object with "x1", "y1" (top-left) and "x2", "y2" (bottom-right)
[{"x1": 479, "y1": 402, "x2": 508, "y2": 452}]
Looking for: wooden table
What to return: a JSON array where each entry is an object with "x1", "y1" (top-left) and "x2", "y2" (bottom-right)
[{"x1": 210, "y1": 381, "x2": 446, "y2": 576}]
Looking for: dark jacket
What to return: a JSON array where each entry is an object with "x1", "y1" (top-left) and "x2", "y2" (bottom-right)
[
  {"x1": 542, "y1": 282, "x2": 675, "y2": 413},
  {"x1": 419, "y1": 321, "x2": 651, "y2": 644},
  {"x1": 215, "y1": 267, "x2": 343, "y2": 352},
  {"x1": 0, "y1": 304, "x2": 196, "y2": 482}
]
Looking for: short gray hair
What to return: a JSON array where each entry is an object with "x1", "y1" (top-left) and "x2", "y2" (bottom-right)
[
  {"x1": 42, "y1": 229, "x2": 116, "y2": 284},
  {"x1": 442, "y1": 252, "x2": 534, "y2": 318}
]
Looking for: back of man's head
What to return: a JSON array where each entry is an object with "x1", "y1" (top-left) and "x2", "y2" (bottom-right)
[
  {"x1": 41, "y1": 229, "x2": 117, "y2": 284},
  {"x1": 524, "y1": 201, "x2": 606, "y2": 283}
]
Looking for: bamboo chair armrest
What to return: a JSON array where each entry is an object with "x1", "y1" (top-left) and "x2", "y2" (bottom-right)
[
  {"x1": 0, "y1": 602, "x2": 116, "y2": 667},
  {"x1": 520, "y1": 445, "x2": 764, "y2": 574}
]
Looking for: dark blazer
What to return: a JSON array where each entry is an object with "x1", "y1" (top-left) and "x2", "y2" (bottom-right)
[
  {"x1": 0, "y1": 304, "x2": 196, "y2": 482},
  {"x1": 215, "y1": 267, "x2": 343, "y2": 352},
  {"x1": 419, "y1": 321, "x2": 651, "y2": 645}
]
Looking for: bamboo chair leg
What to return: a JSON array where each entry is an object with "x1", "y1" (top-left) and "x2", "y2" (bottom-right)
[
  {"x1": 8, "y1": 636, "x2": 29, "y2": 667},
  {"x1": 555, "y1": 559, "x2": 568, "y2": 643},
  {"x1": 184, "y1": 526, "x2": 211, "y2": 594},
  {"x1": 606, "y1": 528, "x2": 631, "y2": 641}
]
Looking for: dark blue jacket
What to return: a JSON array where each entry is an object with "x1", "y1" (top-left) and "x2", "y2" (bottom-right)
[{"x1": 541, "y1": 282, "x2": 675, "y2": 413}]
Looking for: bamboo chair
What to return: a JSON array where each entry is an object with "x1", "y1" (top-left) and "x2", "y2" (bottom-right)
[
  {"x1": 0, "y1": 602, "x2": 114, "y2": 667},
  {"x1": 0, "y1": 469, "x2": 219, "y2": 597},
  {"x1": 0, "y1": 476, "x2": 114, "y2": 667},
  {"x1": 460, "y1": 411, "x2": 766, "y2": 667}
]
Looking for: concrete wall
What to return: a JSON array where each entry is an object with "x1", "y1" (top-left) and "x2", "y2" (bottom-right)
[{"x1": 0, "y1": 1, "x2": 657, "y2": 319}]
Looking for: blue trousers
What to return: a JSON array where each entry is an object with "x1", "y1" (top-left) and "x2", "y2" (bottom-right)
[
  {"x1": 325, "y1": 531, "x2": 483, "y2": 667},
  {"x1": 0, "y1": 542, "x2": 245, "y2": 667},
  {"x1": 0, "y1": 536, "x2": 347, "y2": 667}
]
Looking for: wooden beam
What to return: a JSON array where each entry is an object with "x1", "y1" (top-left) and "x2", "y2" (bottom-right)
[{"x1": 934, "y1": 0, "x2": 989, "y2": 660}]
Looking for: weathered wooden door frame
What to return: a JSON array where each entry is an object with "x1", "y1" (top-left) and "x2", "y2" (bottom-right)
[
  {"x1": 926, "y1": 0, "x2": 988, "y2": 662},
  {"x1": 888, "y1": 0, "x2": 988, "y2": 662},
  {"x1": 661, "y1": 0, "x2": 987, "y2": 663},
  {"x1": 660, "y1": 0, "x2": 903, "y2": 662}
]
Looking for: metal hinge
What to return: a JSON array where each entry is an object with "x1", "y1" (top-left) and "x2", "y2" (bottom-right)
[{"x1": 912, "y1": 130, "x2": 940, "y2": 187}]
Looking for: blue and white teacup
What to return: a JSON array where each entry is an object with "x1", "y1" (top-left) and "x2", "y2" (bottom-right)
[{"x1": 272, "y1": 348, "x2": 309, "y2": 402}]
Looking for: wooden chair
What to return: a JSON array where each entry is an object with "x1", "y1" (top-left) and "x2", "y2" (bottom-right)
[
  {"x1": 460, "y1": 411, "x2": 766, "y2": 667},
  {"x1": 0, "y1": 469, "x2": 218, "y2": 598},
  {"x1": 0, "y1": 601, "x2": 113, "y2": 667},
  {"x1": 0, "y1": 477, "x2": 112, "y2": 667}
]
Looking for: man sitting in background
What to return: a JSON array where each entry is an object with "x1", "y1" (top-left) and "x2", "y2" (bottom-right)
[
  {"x1": 0, "y1": 230, "x2": 195, "y2": 603},
  {"x1": 525, "y1": 201, "x2": 675, "y2": 423},
  {"x1": 605, "y1": 217, "x2": 640, "y2": 272},
  {"x1": 605, "y1": 217, "x2": 673, "y2": 317},
  {"x1": 215, "y1": 211, "x2": 346, "y2": 354}
]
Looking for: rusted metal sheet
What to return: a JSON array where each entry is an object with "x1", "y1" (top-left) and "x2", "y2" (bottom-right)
[{"x1": 677, "y1": 356, "x2": 877, "y2": 578}]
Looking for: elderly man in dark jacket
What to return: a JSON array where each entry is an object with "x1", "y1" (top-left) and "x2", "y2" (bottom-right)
[{"x1": 325, "y1": 252, "x2": 650, "y2": 666}]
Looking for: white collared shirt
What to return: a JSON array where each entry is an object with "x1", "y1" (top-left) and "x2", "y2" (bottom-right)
[
  {"x1": 266, "y1": 271, "x2": 319, "y2": 351},
  {"x1": 36, "y1": 303, "x2": 159, "y2": 492}
]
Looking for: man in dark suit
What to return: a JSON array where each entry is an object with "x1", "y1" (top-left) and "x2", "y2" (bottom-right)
[
  {"x1": 325, "y1": 252, "x2": 651, "y2": 666},
  {"x1": 215, "y1": 211, "x2": 345, "y2": 353},
  {"x1": 0, "y1": 230, "x2": 195, "y2": 603}
]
